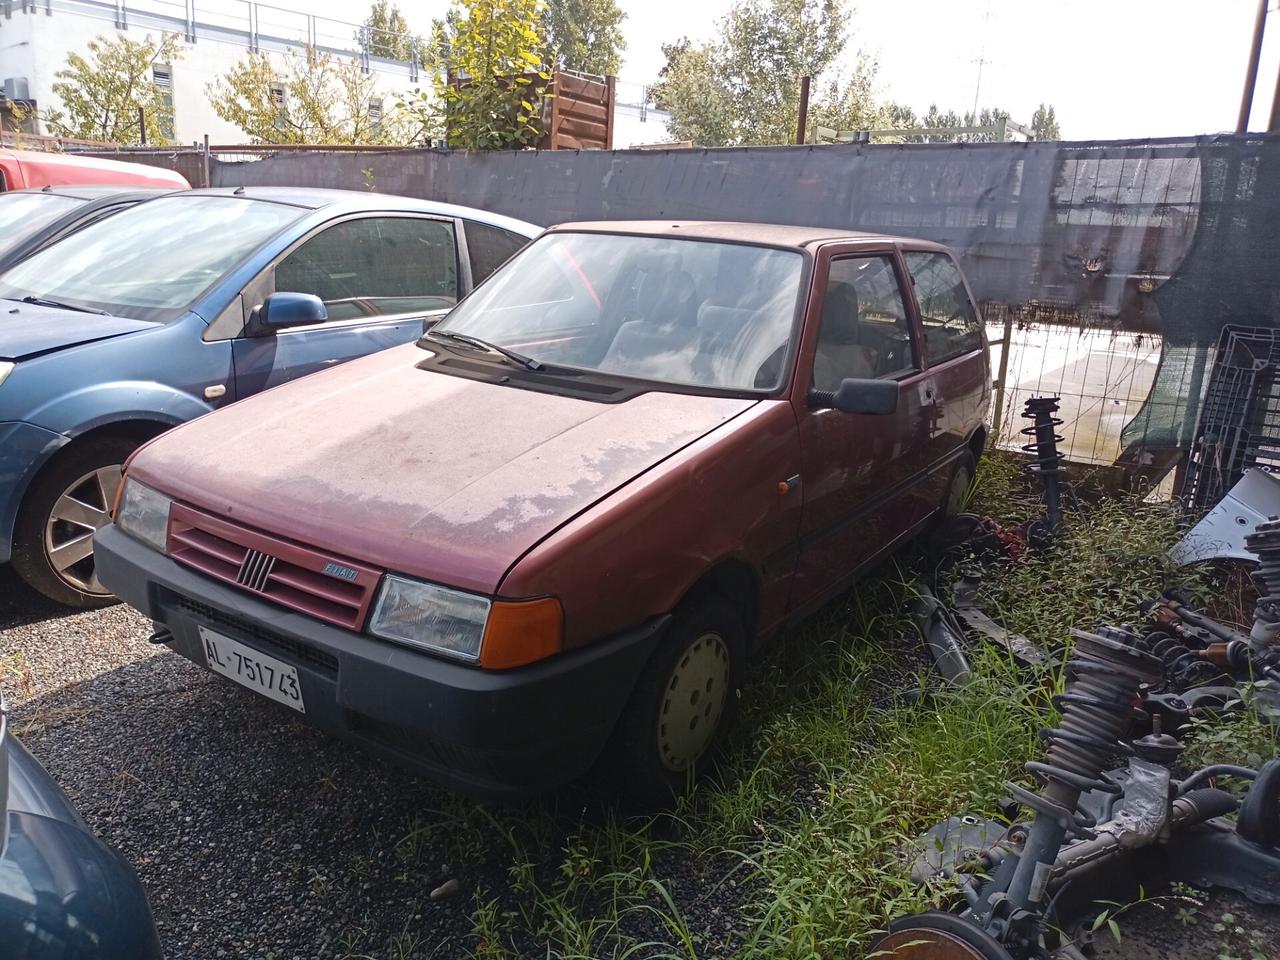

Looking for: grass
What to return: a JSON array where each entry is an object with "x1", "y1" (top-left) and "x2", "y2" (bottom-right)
[{"x1": 366, "y1": 453, "x2": 1278, "y2": 960}]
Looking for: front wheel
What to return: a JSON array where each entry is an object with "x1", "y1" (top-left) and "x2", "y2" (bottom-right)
[
  {"x1": 12, "y1": 437, "x2": 138, "y2": 608},
  {"x1": 601, "y1": 595, "x2": 745, "y2": 806}
]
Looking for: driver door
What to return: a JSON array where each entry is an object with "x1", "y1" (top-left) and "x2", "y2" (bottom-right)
[
  {"x1": 790, "y1": 248, "x2": 934, "y2": 610},
  {"x1": 231, "y1": 214, "x2": 460, "y2": 397}
]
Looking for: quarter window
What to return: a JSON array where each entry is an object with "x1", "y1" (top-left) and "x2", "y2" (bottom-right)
[
  {"x1": 274, "y1": 217, "x2": 459, "y2": 322},
  {"x1": 904, "y1": 252, "x2": 983, "y2": 364},
  {"x1": 466, "y1": 221, "x2": 529, "y2": 284},
  {"x1": 812, "y1": 255, "x2": 916, "y2": 391}
]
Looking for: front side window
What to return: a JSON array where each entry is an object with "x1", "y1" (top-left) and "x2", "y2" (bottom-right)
[
  {"x1": 904, "y1": 251, "x2": 983, "y2": 364},
  {"x1": 0, "y1": 195, "x2": 303, "y2": 321},
  {"x1": 0, "y1": 192, "x2": 85, "y2": 258},
  {"x1": 433, "y1": 232, "x2": 806, "y2": 393},
  {"x1": 812, "y1": 255, "x2": 916, "y2": 391},
  {"x1": 274, "y1": 216, "x2": 458, "y2": 322}
]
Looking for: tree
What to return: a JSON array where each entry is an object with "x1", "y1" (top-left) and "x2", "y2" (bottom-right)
[
  {"x1": 359, "y1": 0, "x2": 424, "y2": 63},
  {"x1": 543, "y1": 0, "x2": 626, "y2": 76},
  {"x1": 650, "y1": 0, "x2": 876, "y2": 147},
  {"x1": 42, "y1": 32, "x2": 183, "y2": 144},
  {"x1": 649, "y1": 39, "x2": 736, "y2": 146},
  {"x1": 207, "y1": 46, "x2": 415, "y2": 144},
  {"x1": 1031, "y1": 102, "x2": 1061, "y2": 141},
  {"x1": 427, "y1": 0, "x2": 552, "y2": 150}
]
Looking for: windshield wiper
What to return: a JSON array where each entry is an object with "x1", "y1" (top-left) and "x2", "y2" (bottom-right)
[
  {"x1": 426, "y1": 329, "x2": 543, "y2": 371},
  {"x1": 16, "y1": 296, "x2": 112, "y2": 316}
]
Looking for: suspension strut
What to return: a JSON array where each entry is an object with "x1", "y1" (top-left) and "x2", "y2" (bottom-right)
[
  {"x1": 1246, "y1": 517, "x2": 1280, "y2": 653},
  {"x1": 981, "y1": 627, "x2": 1163, "y2": 945},
  {"x1": 1020, "y1": 396, "x2": 1066, "y2": 536}
]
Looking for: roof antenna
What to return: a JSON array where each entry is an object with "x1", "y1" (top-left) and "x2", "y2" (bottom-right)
[{"x1": 233, "y1": 185, "x2": 246, "y2": 195}]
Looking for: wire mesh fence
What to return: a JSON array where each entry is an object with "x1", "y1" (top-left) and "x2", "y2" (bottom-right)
[{"x1": 988, "y1": 313, "x2": 1166, "y2": 466}]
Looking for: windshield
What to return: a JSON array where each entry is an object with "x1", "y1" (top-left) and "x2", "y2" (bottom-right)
[
  {"x1": 434, "y1": 232, "x2": 805, "y2": 392},
  {"x1": 0, "y1": 195, "x2": 304, "y2": 321},
  {"x1": 0, "y1": 192, "x2": 86, "y2": 259}
]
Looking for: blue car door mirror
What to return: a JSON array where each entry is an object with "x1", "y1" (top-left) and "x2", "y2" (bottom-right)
[{"x1": 256, "y1": 292, "x2": 328, "y2": 331}]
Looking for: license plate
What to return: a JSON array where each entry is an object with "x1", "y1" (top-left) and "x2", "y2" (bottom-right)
[{"x1": 199, "y1": 626, "x2": 305, "y2": 713}]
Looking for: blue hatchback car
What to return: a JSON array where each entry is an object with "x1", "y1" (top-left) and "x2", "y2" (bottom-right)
[{"x1": 0, "y1": 187, "x2": 538, "y2": 606}]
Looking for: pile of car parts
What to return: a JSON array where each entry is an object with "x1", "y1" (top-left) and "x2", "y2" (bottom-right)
[
  {"x1": 1141, "y1": 514, "x2": 1280, "y2": 719},
  {"x1": 877, "y1": 625, "x2": 1280, "y2": 959}
]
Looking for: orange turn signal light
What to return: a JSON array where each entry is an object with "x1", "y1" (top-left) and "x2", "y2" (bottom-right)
[{"x1": 480, "y1": 597, "x2": 564, "y2": 670}]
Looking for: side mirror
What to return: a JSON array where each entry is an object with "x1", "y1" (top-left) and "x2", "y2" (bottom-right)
[
  {"x1": 810, "y1": 377, "x2": 898, "y2": 415},
  {"x1": 255, "y1": 292, "x2": 327, "y2": 330}
]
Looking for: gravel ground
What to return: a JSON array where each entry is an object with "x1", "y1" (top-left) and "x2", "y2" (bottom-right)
[
  {"x1": 0, "y1": 564, "x2": 740, "y2": 959},
  {"x1": 2, "y1": 561, "x2": 1278, "y2": 959}
]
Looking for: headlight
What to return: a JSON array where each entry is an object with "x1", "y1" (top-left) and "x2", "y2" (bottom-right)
[
  {"x1": 114, "y1": 478, "x2": 172, "y2": 553},
  {"x1": 369, "y1": 574, "x2": 491, "y2": 661},
  {"x1": 0, "y1": 362, "x2": 13, "y2": 388}
]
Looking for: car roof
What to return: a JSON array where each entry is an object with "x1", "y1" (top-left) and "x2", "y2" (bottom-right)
[
  {"x1": 180, "y1": 187, "x2": 541, "y2": 236},
  {"x1": 548, "y1": 220, "x2": 947, "y2": 251},
  {"x1": 10, "y1": 184, "x2": 177, "y2": 201}
]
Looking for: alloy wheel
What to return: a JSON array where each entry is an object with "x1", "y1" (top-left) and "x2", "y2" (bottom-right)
[{"x1": 43, "y1": 464, "x2": 122, "y2": 595}]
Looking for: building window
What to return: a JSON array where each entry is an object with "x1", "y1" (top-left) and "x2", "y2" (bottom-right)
[
  {"x1": 270, "y1": 82, "x2": 288, "y2": 133},
  {"x1": 369, "y1": 97, "x2": 383, "y2": 133},
  {"x1": 153, "y1": 64, "x2": 175, "y2": 141}
]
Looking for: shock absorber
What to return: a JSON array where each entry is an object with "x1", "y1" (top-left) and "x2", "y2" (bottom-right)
[
  {"x1": 1021, "y1": 396, "x2": 1066, "y2": 535},
  {"x1": 1246, "y1": 517, "x2": 1280, "y2": 652},
  {"x1": 1138, "y1": 629, "x2": 1224, "y2": 690},
  {"x1": 993, "y1": 628, "x2": 1163, "y2": 937}
]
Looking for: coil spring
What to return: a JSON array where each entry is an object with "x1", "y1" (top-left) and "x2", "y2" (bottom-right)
[
  {"x1": 1139, "y1": 630, "x2": 1223, "y2": 689},
  {"x1": 1247, "y1": 517, "x2": 1280, "y2": 648},
  {"x1": 1006, "y1": 627, "x2": 1162, "y2": 835},
  {"x1": 1020, "y1": 396, "x2": 1065, "y2": 481}
]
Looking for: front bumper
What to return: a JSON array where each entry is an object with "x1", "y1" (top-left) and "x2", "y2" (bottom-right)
[
  {"x1": 0, "y1": 421, "x2": 68, "y2": 563},
  {"x1": 95, "y1": 524, "x2": 668, "y2": 800}
]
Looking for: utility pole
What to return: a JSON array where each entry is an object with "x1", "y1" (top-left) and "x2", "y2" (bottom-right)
[
  {"x1": 795, "y1": 75, "x2": 811, "y2": 145},
  {"x1": 1238, "y1": 0, "x2": 1269, "y2": 133}
]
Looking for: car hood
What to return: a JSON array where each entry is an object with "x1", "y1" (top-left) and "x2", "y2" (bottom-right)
[
  {"x1": 0, "y1": 300, "x2": 153, "y2": 360},
  {"x1": 129, "y1": 344, "x2": 756, "y2": 593}
]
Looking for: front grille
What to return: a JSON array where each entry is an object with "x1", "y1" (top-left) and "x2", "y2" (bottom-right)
[
  {"x1": 174, "y1": 596, "x2": 339, "y2": 675},
  {"x1": 166, "y1": 503, "x2": 381, "y2": 631},
  {"x1": 237, "y1": 549, "x2": 277, "y2": 592}
]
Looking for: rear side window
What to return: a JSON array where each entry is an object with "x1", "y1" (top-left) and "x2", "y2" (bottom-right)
[
  {"x1": 904, "y1": 252, "x2": 982, "y2": 364},
  {"x1": 275, "y1": 216, "x2": 458, "y2": 322},
  {"x1": 466, "y1": 221, "x2": 528, "y2": 284}
]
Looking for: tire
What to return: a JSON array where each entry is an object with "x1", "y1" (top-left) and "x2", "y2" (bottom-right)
[
  {"x1": 601, "y1": 595, "x2": 746, "y2": 806},
  {"x1": 12, "y1": 436, "x2": 138, "y2": 608},
  {"x1": 942, "y1": 451, "x2": 977, "y2": 519}
]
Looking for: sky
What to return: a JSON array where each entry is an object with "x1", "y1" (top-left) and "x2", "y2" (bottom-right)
[{"x1": 314, "y1": 0, "x2": 1280, "y2": 140}]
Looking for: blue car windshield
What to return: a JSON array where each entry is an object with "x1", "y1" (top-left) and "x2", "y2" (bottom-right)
[
  {"x1": 0, "y1": 195, "x2": 304, "y2": 321},
  {"x1": 0, "y1": 192, "x2": 85, "y2": 259}
]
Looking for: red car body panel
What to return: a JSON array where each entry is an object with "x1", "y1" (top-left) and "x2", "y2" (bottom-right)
[
  {"x1": 126, "y1": 343, "x2": 756, "y2": 595},
  {"x1": 100, "y1": 221, "x2": 993, "y2": 799},
  {"x1": 0, "y1": 149, "x2": 189, "y2": 191}
]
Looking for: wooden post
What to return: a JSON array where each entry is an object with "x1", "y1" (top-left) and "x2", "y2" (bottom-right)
[
  {"x1": 547, "y1": 71, "x2": 562, "y2": 150},
  {"x1": 1238, "y1": 0, "x2": 1268, "y2": 132},
  {"x1": 989, "y1": 308, "x2": 1015, "y2": 440},
  {"x1": 795, "y1": 75, "x2": 811, "y2": 145},
  {"x1": 1270, "y1": 59, "x2": 1280, "y2": 131},
  {"x1": 604, "y1": 75, "x2": 616, "y2": 150}
]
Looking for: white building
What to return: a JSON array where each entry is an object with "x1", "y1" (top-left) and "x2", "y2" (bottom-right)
[{"x1": 0, "y1": 0, "x2": 669, "y2": 147}]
